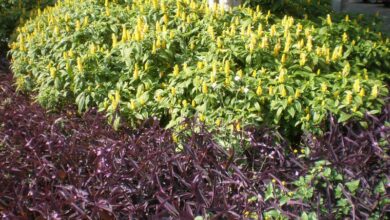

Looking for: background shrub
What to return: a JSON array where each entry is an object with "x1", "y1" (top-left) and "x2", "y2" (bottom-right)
[{"x1": 0, "y1": 0, "x2": 55, "y2": 56}]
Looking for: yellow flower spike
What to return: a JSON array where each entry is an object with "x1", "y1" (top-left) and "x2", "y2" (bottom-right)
[
  {"x1": 152, "y1": 41, "x2": 157, "y2": 54},
  {"x1": 130, "y1": 100, "x2": 136, "y2": 110},
  {"x1": 359, "y1": 88, "x2": 365, "y2": 97},
  {"x1": 252, "y1": 70, "x2": 257, "y2": 78},
  {"x1": 237, "y1": 70, "x2": 243, "y2": 79},
  {"x1": 133, "y1": 64, "x2": 139, "y2": 80},
  {"x1": 182, "y1": 100, "x2": 188, "y2": 108},
  {"x1": 171, "y1": 87, "x2": 176, "y2": 96},
  {"x1": 299, "y1": 53, "x2": 306, "y2": 66},
  {"x1": 172, "y1": 64, "x2": 180, "y2": 77},
  {"x1": 202, "y1": 82, "x2": 208, "y2": 94},
  {"x1": 294, "y1": 89, "x2": 301, "y2": 98},
  {"x1": 216, "y1": 118, "x2": 221, "y2": 127},
  {"x1": 270, "y1": 25, "x2": 276, "y2": 37},
  {"x1": 198, "y1": 113, "x2": 205, "y2": 122},
  {"x1": 345, "y1": 91, "x2": 353, "y2": 105},
  {"x1": 50, "y1": 67, "x2": 56, "y2": 78},
  {"x1": 273, "y1": 41, "x2": 281, "y2": 56},
  {"x1": 305, "y1": 113, "x2": 311, "y2": 121},
  {"x1": 192, "y1": 99, "x2": 196, "y2": 107},
  {"x1": 63, "y1": 52, "x2": 68, "y2": 60},
  {"x1": 281, "y1": 54, "x2": 287, "y2": 64},
  {"x1": 342, "y1": 63, "x2": 351, "y2": 76},
  {"x1": 121, "y1": 25, "x2": 127, "y2": 42},
  {"x1": 296, "y1": 23, "x2": 303, "y2": 35},
  {"x1": 353, "y1": 79, "x2": 360, "y2": 93},
  {"x1": 287, "y1": 96, "x2": 293, "y2": 104},
  {"x1": 105, "y1": 0, "x2": 109, "y2": 7},
  {"x1": 342, "y1": 32, "x2": 348, "y2": 43},
  {"x1": 170, "y1": 30, "x2": 175, "y2": 39},
  {"x1": 224, "y1": 60, "x2": 230, "y2": 75},
  {"x1": 256, "y1": 86, "x2": 263, "y2": 96},
  {"x1": 268, "y1": 86, "x2": 274, "y2": 95},
  {"x1": 326, "y1": 14, "x2": 332, "y2": 26},
  {"x1": 321, "y1": 83, "x2": 328, "y2": 93},
  {"x1": 257, "y1": 24, "x2": 263, "y2": 37},
  {"x1": 90, "y1": 44, "x2": 96, "y2": 55},
  {"x1": 345, "y1": 14, "x2": 350, "y2": 22},
  {"x1": 197, "y1": 61, "x2": 204, "y2": 70},
  {"x1": 306, "y1": 36, "x2": 313, "y2": 52},
  {"x1": 156, "y1": 36, "x2": 161, "y2": 48},
  {"x1": 75, "y1": 20, "x2": 81, "y2": 31},
  {"x1": 280, "y1": 85, "x2": 287, "y2": 97},
  {"x1": 77, "y1": 57, "x2": 83, "y2": 72},
  {"x1": 83, "y1": 16, "x2": 89, "y2": 27},
  {"x1": 278, "y1": 68, "x2": 287, "y2": 83},
  {"x1": 112, "y1": 33, "x2": 118, "y2": 47},
  {"x1": 284, "y1": 34, "x2": 291, "y2": 53},
  {"x1": 371, "y1": 85, "x2": 378, "y2": 98}
]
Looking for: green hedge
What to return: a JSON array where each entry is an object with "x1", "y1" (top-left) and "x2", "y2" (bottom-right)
[{"x1": 10, "y1": 0, "x2": 389, "y2": 135}]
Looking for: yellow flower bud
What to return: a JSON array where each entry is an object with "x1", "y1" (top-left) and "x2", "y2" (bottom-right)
[
  {"x1": 281, "y1": 54, "x2": 287, "y2": 64},
  {"x1": 353, "y1": 79, "x2": 360, "y2": 93},
  {"x1": 342, "y1": 32, "x2": 348, "y2": 43},
  {"x1": 133, "y1": 64, "x2": 139, "y2": 79},
  {"x1": 112, "y1": 33, "x2": 117, "y2": 47},
  {"x1": 256, "y1": 86, "x2": 263, "y2": 96},
  {"x1": 130, "y1": 100, "x2": 136, "y2": 110},
  {"x1": 371, "y1": 85, "x2": 378, "y2": 98},
  {"x1": 274, "y1": 42, "x2": 281, "y2": 56},
  {"x1": 321, "y1": 83, "x2": 327, "y2": 93},
  {"x1": 202, "y1": 82, "x2": 208, "y2": 94},
  {"x1": 216, "y1": 118, "x2": 221, "y2": 127},
  {"x1": 269, "y1": 86, "x2": 274, "y2": 95},
  {"x1": 77, "y1": 57, "x2": 83, "y2": 72},
  {"x1": 287, "y1": 96, "x2": 293, "y2": 104},
  {"x1": 224, "y1": 60, "x2": 230, "y2": 75},
  {"x1": 199, "y1": 113, "x2": 205, "y2": 122},
  {"x1": 299, "y1": 53, "x2": 306, "y2": 66},
  {"x1": 280, "y1": 85, "x2": 287, "y2": 97},
  {"x1": 171, "y1": 87, "x2": 176, "y2": 96},
  {"x1": 197, "y1": 61, "x2": 204, "y2": 70},
  {"x1": 182, "y1": 100, "x2": 188, "y2": 108},
  {"x1": 50, "y1": 67, "x2": 56, "y2": 78},
  {"x1": 236, "y1": 122, "x2": 241, "y2": 131},
  {"x1": 173, "y1": 64, "x2": 179, "y2": 77},
  {"x1": 294, "y1": 89, "x2": 301, "y2": 98},
  {"x1": 326, "y1": 14, "x2": 332, "y2": 26},
  {"x1": 217, "y1": 37, "x2": 222, "y2": 48},
  {"x1": 345, "y1": 91, "x2": 353, "y2": 104},
  {"x1": 359, "y1": 88, "x2": 365, "y2": 97},
  {"x1": 278, "y1": 68, "x2": 287, "y2": 83}
]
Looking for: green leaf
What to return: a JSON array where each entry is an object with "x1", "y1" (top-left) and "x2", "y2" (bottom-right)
[
  {"x1": 338, "y1": 112, "x2": 352, "y2": 123},
  {"x1": 346, "y1": 180, "x2": 360, "y2": 193}
]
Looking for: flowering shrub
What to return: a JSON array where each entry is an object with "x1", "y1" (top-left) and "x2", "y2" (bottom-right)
[{"x1": 10, "y1": 0, "x2": 390, "y2": 135}]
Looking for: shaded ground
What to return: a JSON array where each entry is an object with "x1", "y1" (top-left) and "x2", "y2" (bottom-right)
[{"x1": 341, "y1": 0, "x2": 390, "y2": 34}]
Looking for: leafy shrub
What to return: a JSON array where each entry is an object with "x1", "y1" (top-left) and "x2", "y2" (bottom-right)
[
  {"x1": 0, "y1": 0, "x2": 55, "y2": 54},
  {"x1": 0, "y1": 71, "x2": 389, "y2": 219},
  {"x1": 10, "y1": 0, "x2": 390, "y2": 135}
]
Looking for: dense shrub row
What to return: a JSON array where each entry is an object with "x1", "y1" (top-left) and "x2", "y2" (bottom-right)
[
  {"x1": 0, "y1": 71, "x2": 389, "y2": 219},
  {"x1": 10, "y1": 0, "x2": 390, "y2": 136}
]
